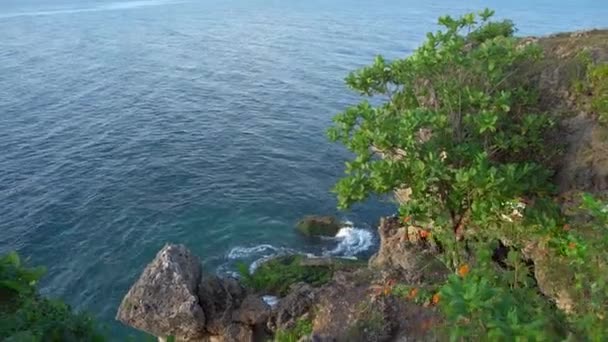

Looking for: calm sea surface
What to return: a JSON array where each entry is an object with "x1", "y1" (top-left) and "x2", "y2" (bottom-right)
[{"x1": 1, "y1": 0, "x2": 606, "y2": 337}]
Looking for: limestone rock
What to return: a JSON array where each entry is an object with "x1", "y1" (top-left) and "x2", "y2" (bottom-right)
[
  {"x1": 269, "y1": 283, "x2": 316, "y2": 331},
  {"x1": 296, "y1": 216, "x2": 341, "y2": 237},
  {"x1": 116, "y1": 244, "x2": 206, "y2": 341},
  {"x1": 233, "y1": 295, "x2": 270, "y2": 326},
  {"x1": 312, "y1": 269, "x2": 438, "y2": 342},
  {"x1": 531, "y1": 30, "x2": 608, "y2": 196},
  {"x1": 522, "y1": 241, "x2": 576, "y2": 314},
  {"x1": 369, "y1": 217, "x2": 448, "y2": 284},
  {"x1": 198, "y1": 275, "x2": 247, "y2": 335},
  {"x1": 221, "y1": 323, "x2": 253, "y2": 342}
]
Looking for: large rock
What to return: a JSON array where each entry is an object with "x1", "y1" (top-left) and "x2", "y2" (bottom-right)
[
  {"x1": 233, "y1": 295, "x2": 271, "y2": 326},
  {"x1": 216, "y1": 323, "x2": 254, "y2": 342},
  {"x1": 116, "y1": 244, "x2": 206, "y2": 341},
  {"x1": 296, "y1": 216, "x2": 341, "y2": 237},
  {"x1": 311, "y1": 269, "x2": 439, "y2": 342},
  {"x1": 269, "y1": 283, "x2": 317, "y2": 331},
  {"x1": 369, "y1": 217, "x2": 448, "y2": 284},
  {"x1": 531, "y1": 30, "x2": 608, "y2": 196},
  {"x1": 198, "y1": 275, "x2": 247, "y2": 335}
]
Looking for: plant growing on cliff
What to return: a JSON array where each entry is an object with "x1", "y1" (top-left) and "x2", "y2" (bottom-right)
[
  {"x1": 0, "y1": 252, "x2": 105, "y2": 341},
  {"x1": 328, "y1": 8, "x2": 608, "y2": 340},
  {"x1": 560, "y1": 194, "x2": 608, "y2": 339},
  {"x1": 328, "y1": 9, "x2": 555, "y2": 267},
  {"x1": 274, "y1": 318, "x2": 313, "y2": 342},
  {"x1": 573, "y1": 54, "x2": 608, "y2": 124}
]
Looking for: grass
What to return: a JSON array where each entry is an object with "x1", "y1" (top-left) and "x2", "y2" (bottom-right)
[
  {"x1": 273, "y1": 318, "x2": 313, "y2": 342},
  {"x1": 237, "y1": 255, "x2": 333, "y2": 296}
]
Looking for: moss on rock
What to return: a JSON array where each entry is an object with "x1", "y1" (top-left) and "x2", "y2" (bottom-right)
[{"x1": 296, "y1": 216, "x2": 341, "y2": 237}]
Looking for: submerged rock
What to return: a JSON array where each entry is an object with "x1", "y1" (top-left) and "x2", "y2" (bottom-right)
[
  {"x1": 116, "y1": 244, "x2": 206, "y2": 341},
  {"x1": 296, "y1": 215, "x2": 341, "y2": 237}
]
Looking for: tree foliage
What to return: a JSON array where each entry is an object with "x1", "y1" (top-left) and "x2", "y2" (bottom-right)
[
  {"x1": 0, "y1": 252, "x2": 105, "y2": 341},
  {"x1": 328, "y1": 9, "x2": 554, "y2": 250},
  {"x1": 329, "y1": 9, "x2": 608, "y2": 340}
]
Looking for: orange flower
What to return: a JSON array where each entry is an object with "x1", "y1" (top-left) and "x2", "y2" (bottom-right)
[
  {"x1": 568, "y1": 242, "x2": 577, "y2": 250},
  {"x1": 431, "y1": 293, "x2": 440, "y2": 305},
  {"x1": 563, "y1": 224, "x2": 571, "y2": 231},
  {"x1": 402, "y1": 216, "x2": 412, "y2": 224},
  {"x1": 457, "y1": 264, "x2": 470, "y2": 277},
  {"x1": 406, "y1": 287, "x2": 419, "y2": 300},
  {"x1": 419, "y1": 230, "x2": 430, "y2": 239},
  {"x1": 383, "y1": 287, "x2": 391, "y2": 296}
]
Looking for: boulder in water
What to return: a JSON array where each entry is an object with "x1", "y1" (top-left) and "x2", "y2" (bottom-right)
[{"x1": 296, "y1": 215, "x2": 341, "y2": 237}]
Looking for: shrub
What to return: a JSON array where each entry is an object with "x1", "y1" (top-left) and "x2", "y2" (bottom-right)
[
  {"x1": 573, "y1": 52, "x2": 608, "y2": 124},
  {"x1": 329, "y1": 8, "x2": 608, "y2": 340},
  {"x1": 0, "y1": 252, "x2": 105, "y2": 341},
  {"x1": 274, "y1": 318, "x2": 313, "y2": 342},
  {"x1": 328, "y1": 8, "x2": 554, "y2": 267}
]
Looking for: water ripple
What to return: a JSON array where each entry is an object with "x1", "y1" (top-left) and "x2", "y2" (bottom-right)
[{"x1": 1, "y1": 0, "x2": 606, "y2": 338}]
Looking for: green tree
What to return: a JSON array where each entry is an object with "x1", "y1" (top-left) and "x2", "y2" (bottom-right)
[
  {"x1": 328, "y1": 9, "x2": 554, "y2": 266},
  {"x1": 0, "y1": 252, "x2": 105, "y2": 341}
]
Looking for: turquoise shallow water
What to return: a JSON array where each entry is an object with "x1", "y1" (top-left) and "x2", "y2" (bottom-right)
[{"x1": 0, "y1": 0, "x2": 606, "y2": 337}]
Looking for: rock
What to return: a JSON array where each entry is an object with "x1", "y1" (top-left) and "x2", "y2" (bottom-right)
[
  {"x1": 198, "y1": 275, "x2": 247, "y2": 335},
  {"x1": 312, "y1": 268, "x2": 440, "y2": 342},
  {"x1": 269, "y1": 283, "x2": 316, "y2": 331},
  {"x1": 221, "y1": 323, "x2": 253, "y2": 342},
  {"x1": 296, "y1": 216, "x2": 341, "y2": 237},
  {"x1": 298, "y1": 257, "x2": 366, "y2": 273},
  {"x1": 233, "y1": 295, "x2": 270, "y2": 326},
  {"x1": 554, "y1": 114, "x2": 608, "y2": 195},
  {"x1": 529, "y1": 30, "x2": 608, "y2": 197},
  {"x1": 522, "y1": 241, "x2": 576, "y2": 314},
  {"x1": 116, "y1": 244, "x2": 206, "y2": 341},
  {"x1": 369, "y1": 217, "x2": 448, "y2": 284},
  {"x1": 313, "y1": 270, "x2": 388, "y2": 341}
]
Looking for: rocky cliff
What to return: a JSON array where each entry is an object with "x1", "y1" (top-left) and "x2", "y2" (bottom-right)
[{"x1": 116, "y1": 30, "x2": 607, "y2": 342}]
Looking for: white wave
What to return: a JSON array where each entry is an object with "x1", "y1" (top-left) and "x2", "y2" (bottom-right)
[
  {"x1": 222, "y1": 219, "x2": 375, "y2": 276},
  {"x1": 227, "y1": 244, "x2": 281, "y2": 259},
  {"x1": 327, "y1": 226, "x2": 374, "y2": 257},
  {"x1": 262, "y1": 295, "x2": 279, "y2": 307},
  {"x1": 227, "y1": 244, "x2": 297, "y2": 274},
  {"x1": 248, "y1": 255, "x2": 276, "y2": 274}
]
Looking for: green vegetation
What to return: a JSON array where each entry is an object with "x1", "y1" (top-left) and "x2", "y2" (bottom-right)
[
  {"x1": 329, "y1": 9, "x2": 608, "y2": 340},
  {"x1": 237, "y1": 255, "x2": 333, "y2": 296},
  {"x1": 574, "y1": 53, "x2": 608, "y2": 123},
  {"x1": 273, "y1": 318, "x2": 313, "y2": 342},
  {"x1": 0, "y1": 252, "x2": 105, "y2": 341}
]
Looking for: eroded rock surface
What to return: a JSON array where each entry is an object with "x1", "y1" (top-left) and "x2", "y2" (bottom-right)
[
  {"x1": 296, "y1": 215, "x2": 341, "y2": 237},
  {"x1": 116, "y1": 244, "x2": 206, "y2": 340},
  {"x1": 369, "y1": 217, "x2": 448, "y2": 284},
  {"x1": 269, "y1": 283, "x2": 317, "y2": 331}
]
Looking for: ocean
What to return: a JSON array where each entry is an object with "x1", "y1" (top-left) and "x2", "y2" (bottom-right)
[{"x1": 1, "y1": 0, "x2": 606, "y2": 337}]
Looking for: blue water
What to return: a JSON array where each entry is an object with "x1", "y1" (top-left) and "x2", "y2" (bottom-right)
[{"x1": 0, "y1": 0, "x2": 606, "y2": 337}]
